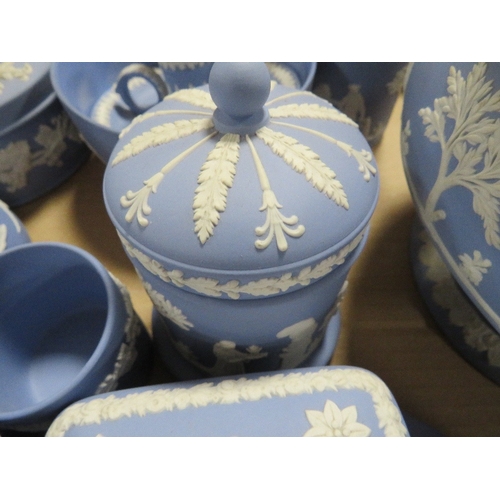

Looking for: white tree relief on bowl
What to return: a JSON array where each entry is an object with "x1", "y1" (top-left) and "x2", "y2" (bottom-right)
[
  {"x1": 0, "y1": 63, "x2": 32, "y2": 93},
  {"x1": 419, "y1": 63, "x2": 500, "y2": 249},
  {"x1": 0, "y1": 114, "x2": 82, "y2": 193},
  {"x1": 46, "y1": 367, "x2": 409, "y2": 437},
  {"x1": 111, "y1": 87, "x2": 375, "y2": 252},
  {"x1": 95, "y1": 273, "x2": 143, "y2": 394},
  {"x1": 418, "y1": 229, "x2": 500, "y2": 367},
  {"x1": 118, "y1": 229, "x2": 365, "y2": 299},
  {"x1": 458, "y1": 251, "x2": 492, "y2": 286},
  {"x1": 143, "y1": 282, "x2": 193, "y2": 330},
  {"x1": 304, "y1": 399, "x2": 371, "y2": 437}
]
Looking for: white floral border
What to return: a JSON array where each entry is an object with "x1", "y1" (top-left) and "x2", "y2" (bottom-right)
[
  {"x1": 46, "y1": 367, "x2": 409, "y2": 437},
  {"x1": 118, "y1": 229, "x2": 365, "y2": 299}
]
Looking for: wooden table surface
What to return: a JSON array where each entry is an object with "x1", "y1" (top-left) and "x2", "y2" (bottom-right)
[{"x1": 14, "y1": 94, "x2": 500, "y2": 437}]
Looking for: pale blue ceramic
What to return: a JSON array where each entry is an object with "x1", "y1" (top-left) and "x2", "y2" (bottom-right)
[
  {"x1": 312, "y1": 62, "x2": 408, "y2": 147},
  {"x1": 0, "y1": 62, "x2": 52, "y2": 133},
  {"x1": 103, "y1": 63, "x2": 379, "y2": 379},
  {"x1": 402, "y1": 63, "x2": 500, "y2": 339},
  {"x1": 51, "y1": 62, "x2": 317, "y2": 163},
  {"x1": 0, "y1": 242, "x2": 152, "y2": 433},
  {"x1": 46, "y1": 365, "x2": 409, "y2": 437},
  {"x1": 0, "y1": 92, "x2": 90, "y2": 207}
]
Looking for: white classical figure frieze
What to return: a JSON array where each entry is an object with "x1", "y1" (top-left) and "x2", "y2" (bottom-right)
[
  {"x1": 46, "y1": 367, "x2": 408, "y2": 437},
  {"x1": 111, "y1": 86, "x2": 377, "y2": 252}
]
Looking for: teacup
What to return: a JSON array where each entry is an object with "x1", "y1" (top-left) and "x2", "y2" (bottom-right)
[{"x1": 0, "y1": 242, "x2": 152, "y2": 433}]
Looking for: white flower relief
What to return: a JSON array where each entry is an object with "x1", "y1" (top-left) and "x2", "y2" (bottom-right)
[
  {"x1": 0, "y1": 62, "x2": 32, "y2": 93},
  {"x1": 458, "y1": 250, "x2": 492, "y2": 286},
  {"x1": 0, "y1": 141, "x2": 32, "y2": 192},
  {"x1": 304, "y1": 399, "x2": 371, "y2": 437}
]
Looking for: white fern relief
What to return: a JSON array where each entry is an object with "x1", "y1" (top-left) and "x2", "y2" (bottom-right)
[
  {"x1": 419, "y1": 63, "x2": 500, "y2": 248},
  {"x1": 112, "y1": 88, "x2": 377, "y2": 252}
]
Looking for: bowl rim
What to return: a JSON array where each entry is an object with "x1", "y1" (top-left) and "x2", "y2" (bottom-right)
[{"x1": 0, "y1": 241, "x2": 123, "y2": 424}]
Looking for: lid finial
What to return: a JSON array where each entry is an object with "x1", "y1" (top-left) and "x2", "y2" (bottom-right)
[{"x1": 209, "y1": 62, "x2": 270, "y2": 135}]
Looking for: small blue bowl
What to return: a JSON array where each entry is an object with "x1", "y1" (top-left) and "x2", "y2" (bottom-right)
[
  {"x1": 0, "y1": 242, "x2": 152, "y2": 433},
  {"x1": 51, "y1": 62, "x2": 317, "y2": 164},
  {"x1": 0, "y1": 91, "x2": 90, "y2": 207}
]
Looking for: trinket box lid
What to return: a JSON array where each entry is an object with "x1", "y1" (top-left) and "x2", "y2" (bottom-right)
[{"x1": 103, "y1": 63, "x2": 379, "y2": 275}]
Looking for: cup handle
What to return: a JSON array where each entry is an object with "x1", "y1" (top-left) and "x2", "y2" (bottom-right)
[{"x1": 115, "y1": 63, "x2": 168, "y2": 115}]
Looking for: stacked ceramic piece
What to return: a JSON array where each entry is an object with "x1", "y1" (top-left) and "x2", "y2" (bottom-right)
[
  {"x1": 0, "y1": 62, "x2": 90, "y2": 207},
  {"x1": 402, "y1": 62, "x2": 500, "y2": 385}
]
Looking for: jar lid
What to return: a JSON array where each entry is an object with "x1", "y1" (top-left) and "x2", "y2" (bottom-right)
[{"x1": 103, "y1": 63, "x2": 379, "y2": 275}]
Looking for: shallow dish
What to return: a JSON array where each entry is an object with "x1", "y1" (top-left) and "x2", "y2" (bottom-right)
[
  {"x1": 0, "y1": 92, "x2": 90, "y2": 207},
  {"x1": 46, "y1": 365, "x2": 409, "y2": 437},
  {"x1": 51, "y1": 62, "x2": 317, "y2": 163},
  {"x1": 0, "y1": 242, "x2": 152, "y2": 433},
  {"x1": 410, "y1": 218, "x2": 500, "y2": 386}
]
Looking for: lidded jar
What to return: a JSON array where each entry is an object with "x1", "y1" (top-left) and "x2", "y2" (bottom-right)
[{"x1": 103, "y1": 63, "x2": 379, "y2": 379}]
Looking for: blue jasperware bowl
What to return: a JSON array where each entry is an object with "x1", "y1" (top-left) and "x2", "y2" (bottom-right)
[
  {"x1": 402, "y1": 62, "x2": 500, "y2": 338},
  {"x1": 0, "y1": 242, "x2": 152, "y2": 433},
  {"x1": 51, "y1": 62, "x2": 317, "y2": 164},
  {"x1": 0, "y1": 91, "x2": 90, "y2": 207}
]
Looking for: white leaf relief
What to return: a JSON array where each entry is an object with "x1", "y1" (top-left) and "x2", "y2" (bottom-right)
[
  {"x1": 163, "y1": 88, "x2": 216, "y2": 110},
  {"x1": 419, "y1": 63, "x2": 500, "y2": 249},
  {"x1": 47, "y1": 367, "x2": 408, "y2": 437},
  {"x1": 271, "y1": 120, "x2": 377, "y2": 181},
  {"x1": 112, "y1": 118, "x2": 214, "y2": 166},
  {"x1": 458, "y1": 251, "x2": 492, "y2": 286},
  {"x1": 143, "y1": 282, "x2": 193, "y2": 330},
  {"x1": 304, "y1": 400, "x2": 371, "y2": 437},
  {"x1": 269, "y1": 103, "x2": 357, "y2": 127},
  {"x1": 193, "y1": 133, "x2": 239, "y2": 244},
  {"x1": 265, "y1": 63, "x2": 300, "y2": 88},
  {"x1": 119, "y1": 229, "x2": 365, "y2": 299},
  {"x1": 256, "y1": 127, "x2": 349, "y2": 208},
  {"x1": 418, "y1": 230, "x2": 500, "y2": 368}
]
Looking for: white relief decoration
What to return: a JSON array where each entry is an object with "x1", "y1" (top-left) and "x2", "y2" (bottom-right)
[
  {"x1": 111, "y1": 86, "x2": 376, "y2": 252},
  {"x1": 418, "y1": 63, "x2": 500, "y2": 249},
  {"x1": 143, "y1": 282, "x2": 193, "y2": 330},
  {"x1": 314, "y1": 82, "x2": 386, "y2": 145},
  {"x1": 0, "y1": 114, "x2": 82, "y2": 193},
  {"x1": 119, "y1": 229, "x2": 364, "y2": 299},
  {"x1": 158, "y1": 326, "x2": 268, "y2": 377},
  {"x1": 159, "y1": 62, "x2": 207, "y2": 71},
  {"x1": 277, "y1": 282, "x2": 347, "y2": 369},
  {"x1": 0, "y1": 224, "x2": 6, "y2": 252},
  {"x1": 458, "y1": 251, "x2": 492, "y2": 286},
  {"x1": 418, "y1": 229, "x2": 500, "y2": 367},
  {"x1": 401, "y1": 120, "x2": 411, "y2": 157},
  {"x1": 386, "y1": 66, "x2": 408, "y2": 96},
  {"x1": 277, "y1": 318, "x2": 318, "y2": 369},
  {"x1": 265, "y1": 63, "x2": 300, "y2": 89},
  {"x1": 303, "y1": 399, "x2": 371, "y2": 437},
  {"x1": 95, "y1": 273, "x2": 143, "y2": 394},
  {"x1": 0, "y1": 62, "x2": 32, "y2": 93},
  {"x1": 46, "y1": 367, "x2": 408, "y2": 437}
]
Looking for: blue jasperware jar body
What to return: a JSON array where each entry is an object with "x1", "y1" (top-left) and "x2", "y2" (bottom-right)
[{"x1": 104, "y1": 63, "x2": 379, "y2": 378}]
